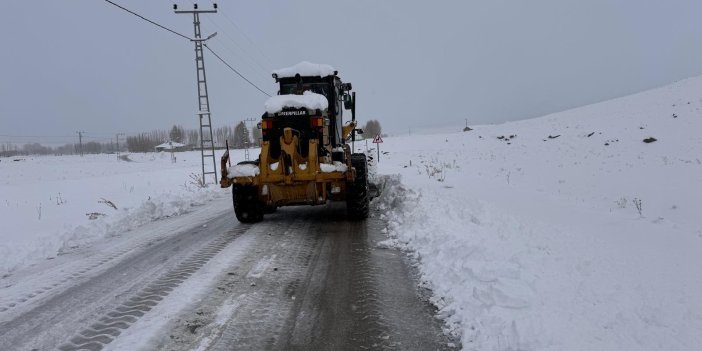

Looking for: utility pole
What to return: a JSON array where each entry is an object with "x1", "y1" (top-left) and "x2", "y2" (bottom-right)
[
  {"x1": 174, "y1": 3, "x2": 218, "y2": 185},
  {"x1": 76, "y1": 131, "x2": 85, "y2": 157},
  {"x1": 115, "y1": 132, "x2": 124, "y2": 158},
  {"x1": 463, "y1": 117, "x2": 472, "y2": 132}
]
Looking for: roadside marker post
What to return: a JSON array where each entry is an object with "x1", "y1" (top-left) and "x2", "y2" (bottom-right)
[{"x1": 372, "y1": 134, "x2": 383, "y2": 163}]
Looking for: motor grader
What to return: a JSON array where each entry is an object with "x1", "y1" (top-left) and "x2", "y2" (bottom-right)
[{"x1": 220, "y1": 62, "x2": 369, "y2": 223}]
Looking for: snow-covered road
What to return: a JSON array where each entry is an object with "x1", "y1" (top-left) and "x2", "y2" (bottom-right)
[{"x1": 0, "y1": 197, "x2": 455, "y2": 350}]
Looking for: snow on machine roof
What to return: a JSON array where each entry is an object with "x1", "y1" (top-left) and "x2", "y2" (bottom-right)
[
  {"x1": 264, "y1": 91, "x2": 329, "y2": 114},
  {"x1": 272, "y1": 61, "x2": 336, "y2": 79}
]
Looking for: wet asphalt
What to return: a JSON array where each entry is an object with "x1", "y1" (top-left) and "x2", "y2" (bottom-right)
[
  {"x1": 0, "y1": 202, "x2": 458, "y2": 351},
  {"x1": 160, "y1": 203, "x2": 457, "y2": 351}
]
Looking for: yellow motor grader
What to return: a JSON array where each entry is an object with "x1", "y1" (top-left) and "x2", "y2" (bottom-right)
[{"x1": 220, "y1": 62, "x2": 369, "y2": 223}]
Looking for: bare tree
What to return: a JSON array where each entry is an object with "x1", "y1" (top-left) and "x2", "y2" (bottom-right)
[
  {"x1": 169, "y1": 125, "x2": 185, "y2": 143},
  {"x1": 187, "y1": 129, "x2": 199, "y2": 147},
  {"x1": 230, "y1": 122, "x2": 249, "y2": 149},
  {"x1": 363, "y1": 120, "x2": 382, "y2": 138}
]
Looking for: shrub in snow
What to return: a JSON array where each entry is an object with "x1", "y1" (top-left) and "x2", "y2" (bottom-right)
[
  {"x1": 55, "y1": 193, "x2": 66, "y2": 205},
  {"x1": 186, "y1": 173, "x2": 206, "y2": 189},
  {"x1": 86, "y1": 212, "x2": 106, "y2": 220},
  {"x1": 99, "y1": 198, "x2": 118, "y2": 210},
  {"x1": 633, "y1": 198, "x2": 643, "y2": 216}
]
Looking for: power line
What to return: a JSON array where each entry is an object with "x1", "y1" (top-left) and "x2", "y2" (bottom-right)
[
  {"x1": 211, "y1": 35, "x2": 268, "y2": 77},
  {"x1": 205, "y1": 16, "x2": 271, "y2": 76},
  {"x1": 103, "y1": 0, "x2": 190, "y2": 41},
  {"x1": 204, "y1": 44, "x2": 272, "y2": 97},
  {"x1": 83, "y1": 136, "x2": 115, "y2": 141},
  {"x1": 0, "y1": 134, "x2": 76, "y2": 138},
  {"x1": 219, "y1": 9, "x2": 276, "y2": 68},
  {"x1": 103, "y1": 1, "x2": 272, "y2": 98}
]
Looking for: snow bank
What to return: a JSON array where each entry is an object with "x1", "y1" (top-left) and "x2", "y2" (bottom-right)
[
  {"x1": 370, "y1": 75, "x2": 702, "y2": 350},
  {"x1": 272, "y1": 61, "x2": 335, "y2": 78},
  {"x1": 264, "y1": 91, "x2": 328, "y2": 114},
  {"x1": 376, "y1": 177, "x2": 544, "y2": 349}
]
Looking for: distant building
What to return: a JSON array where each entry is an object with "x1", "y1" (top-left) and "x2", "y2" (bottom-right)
[{"x1": 155, "y1": 141, "x2": 186, "y2": 152}]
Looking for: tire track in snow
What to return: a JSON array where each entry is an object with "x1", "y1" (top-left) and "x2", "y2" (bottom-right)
[
  {"x1": 207, "y1": 216, "x2": 320, "y2": 351},
  {"x1": 346, "y1": 221, "x2": 397, "y2": 350},
  {"x1": 0, "y1": 205, "x2": 231, "y2": 319},
  {"x1": 56, "y1": 225, "x2": 249, "y2": 351},
  {"x1": 0, "y1": 247, "x2": 137, "y2": 315}
]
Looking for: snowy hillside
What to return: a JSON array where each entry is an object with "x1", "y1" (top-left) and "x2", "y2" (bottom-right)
[{"x1": 374, "y1": 76, "x2": 702, "y2": 350}]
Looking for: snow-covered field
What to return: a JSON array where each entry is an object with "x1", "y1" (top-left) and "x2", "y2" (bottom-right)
[
  {"x1": 1, "y1": 75, "x2": 701, "y2": 350},
  {"x1": 374, "y1": 76, "x2": 702, "y2": 350},
  {"x1": 0, "y1": 150, "x2": 239, "y2": 275}
]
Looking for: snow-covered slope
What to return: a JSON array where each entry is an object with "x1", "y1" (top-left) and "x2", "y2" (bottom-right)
[{"x1": 373, "y1": 76, "x2": 702, "y2": 350}]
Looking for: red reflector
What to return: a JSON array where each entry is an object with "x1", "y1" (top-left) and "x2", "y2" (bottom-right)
[{"x1": 261, "y1": 120, "x2": 272, "y2": 129}]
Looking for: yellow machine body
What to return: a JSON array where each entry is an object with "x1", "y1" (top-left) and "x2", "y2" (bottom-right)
[{"x1": 220, "y1": 126, "x2": 356, "y2": 207}]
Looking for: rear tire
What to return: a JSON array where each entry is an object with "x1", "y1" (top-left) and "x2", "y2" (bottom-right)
[
  {"x1": 347, "y1": 153, "x2": 370, "y2": 220},
  {"x1": 233, "y1": 185, "x2": 264, "y2": 223}
]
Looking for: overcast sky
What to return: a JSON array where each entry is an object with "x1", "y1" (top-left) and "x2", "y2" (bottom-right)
[{"x1": 2, "y1": 0, "x2": 702, "y2": 145}]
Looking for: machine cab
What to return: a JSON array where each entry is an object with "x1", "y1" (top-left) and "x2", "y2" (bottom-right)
[{"x1": 261, "y1": 62, "x2": 354, "y2": 160}]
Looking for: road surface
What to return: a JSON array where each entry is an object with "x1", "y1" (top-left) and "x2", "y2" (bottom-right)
[{"x1": 0, "y1": 199, "x2": 457, "y2": 350}]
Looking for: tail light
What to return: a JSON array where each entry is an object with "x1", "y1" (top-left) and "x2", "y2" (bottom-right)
[
  {"x1": 261, "y1": 119, "x2": 273, "y2": 129},
  {"x1": 310, "y1": 116, "x2": 325, "y2": 128},
  {"x1": 261, "y1": 119, "x2": 272, "y2": 138}
]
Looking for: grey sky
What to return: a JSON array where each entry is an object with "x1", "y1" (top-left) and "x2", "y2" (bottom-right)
[{"x1": 2, "y1": 0, "x2": 702, "y2": 145}]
